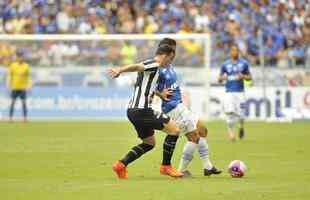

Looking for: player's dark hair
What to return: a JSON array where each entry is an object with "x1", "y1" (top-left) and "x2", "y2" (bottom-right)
[
  {"x1": 16, "y1": 49, "x2": 24, "y2": 57},
  {"x1": 158, "y1": 38, "x2": 176, "y2": 47},
  {"x1": 230, "y1": 43, "x2": 239, "y2": 50},
  {"x1": 155, "y1": 44, "x2": 175, "y2": 55}
]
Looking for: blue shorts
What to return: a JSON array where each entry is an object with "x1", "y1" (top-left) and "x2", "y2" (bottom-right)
[{"x1": 11, "y1": 90, "x2": 26, "y2": 100}]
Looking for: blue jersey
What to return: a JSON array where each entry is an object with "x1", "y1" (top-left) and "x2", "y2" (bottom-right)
[
  {"x1": 220, "y1": 58, "x2": 250, "y2": 92},
  {"x1": 157, "y1": 65, "x2": 182, "y2": 113}
]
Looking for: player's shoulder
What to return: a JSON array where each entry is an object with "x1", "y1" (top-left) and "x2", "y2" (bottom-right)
[
  {"x1": 222, "y1": 59, "x2": 231, "y2": 67},
  {"x1": 239, "y1": 58, "x2": 249, "y2": 65},
  {"x1": 9, "y1": 61, "x2": 18, "y2": 69},
  {"x1": 139, "y1": 58, "x2": 160, "y2": 72},
  {"x1": 142, "y1": 58, "x2": 157, "y2": 65},
  {"x1": 141, "y1": 58, "x2": 160, "y2": 70},
  {"x1": 10, "y1": 61, "x2": 18, "y2": 66},
  {"x1": 160, "y1": 63, "x2": 174, "y2": 72},
  {"x1": 23, "y1": 62, "x2": 30, "y2": 68},
  {"x1": 159, "y1": 67, "x2": 168, "y2": 75}
]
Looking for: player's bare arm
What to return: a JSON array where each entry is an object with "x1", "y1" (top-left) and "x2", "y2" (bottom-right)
[
  {"x1": 236, "y1": 73, "x2": 252, "y2": 81},
  {"x1": 218, "y1": 73, "x2": 228, "y2": 82},
  {"x1": 107, "y1": 63, "x2": 145, "y2": 78}
]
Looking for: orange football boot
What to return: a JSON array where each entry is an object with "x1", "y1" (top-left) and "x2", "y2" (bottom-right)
[
  {"x1": 160, "y1": 165, "x2": 183, "y2": 177},
  {"x1": 112, "y1": 161, "x2": 128, "y2": 179}
]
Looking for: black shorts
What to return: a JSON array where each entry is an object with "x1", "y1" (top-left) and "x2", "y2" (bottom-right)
[
  {"x1": 11, "y1": 90, "x2": 26, "y2": 100},
  {"x1": 127, "y1": 108, "x2": 170, "y2": 139}
]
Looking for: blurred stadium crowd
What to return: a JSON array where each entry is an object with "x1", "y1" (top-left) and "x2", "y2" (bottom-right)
[{"x1": 0, "y1": 0, "x2": 310, "y2": 68}]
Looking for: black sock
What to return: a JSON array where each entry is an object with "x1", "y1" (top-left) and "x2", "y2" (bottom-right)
[
  {"x1": 162, "y1": 135, "x2": 179, "y2": 165},
  {"x1": 121, "y1": 143, "x2": 154, "y2": 166}
]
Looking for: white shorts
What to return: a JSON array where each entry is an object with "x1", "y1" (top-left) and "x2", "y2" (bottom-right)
[
  {"x1": 223, "y1": 92, "x2": 246, "y2": 118},
  {"x1": 166, "y1": 103, "x2": 199, "y2": 136}
]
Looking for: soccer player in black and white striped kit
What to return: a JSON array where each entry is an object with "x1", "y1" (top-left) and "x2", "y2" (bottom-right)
[{"x1": 107, "y1": 44, "x2": 183, "y2": 179}]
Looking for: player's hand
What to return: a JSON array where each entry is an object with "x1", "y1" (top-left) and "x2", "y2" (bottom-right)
[
  {"x1": 219, "y1": 73, "x2": 228, "y2": 82},
  {"x1": 161, "y1": 88, "x2": 173, "y2": 101},
  {"x1": 236, "y1": 73, "x2": 244, "y2": 81},
  {"x1": 107, "y1": 68, "x2": 121, "y2": 78}
]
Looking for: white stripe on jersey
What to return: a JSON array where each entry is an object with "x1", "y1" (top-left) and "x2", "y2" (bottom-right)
[
  {"x1": 129, "y1": 86, "x2": 139, "y2": 108},
  {"x1": 139, "y1": 71, "x2": 159, "y2": 108},
  {"x1": 144, "y1": 62, "x2": 159, "y2": 71},
  {"x1": 128, "y1": 59, "x2": 160, "y2": 109},
  {"x1": 137, "y1": 73, "x2": 149, "y2": 108}
]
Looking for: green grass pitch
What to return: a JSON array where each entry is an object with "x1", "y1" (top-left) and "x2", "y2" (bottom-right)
[{"x1": 1, "y1": 121, "x2": 309, "y2": 200}]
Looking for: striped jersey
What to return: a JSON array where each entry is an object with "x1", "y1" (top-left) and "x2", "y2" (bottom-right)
[{"x1": 128, "y1": 59, "x2": 160, "y2": 109}]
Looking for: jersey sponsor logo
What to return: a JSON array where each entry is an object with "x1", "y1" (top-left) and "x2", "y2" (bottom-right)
[
  {"x1": 232, "y1": 66, "x2": 238, "y2": 72},
  {"x1": 166, "y1": 82, "x2": 179, "y2": 90},
  {"x1": 226, "y1": 64, "x2": 233, "y2": 73}
]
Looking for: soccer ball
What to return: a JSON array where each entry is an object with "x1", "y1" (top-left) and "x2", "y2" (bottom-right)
[{"x1": 228, "y1": 160, "x2": 247, "y2": 177}]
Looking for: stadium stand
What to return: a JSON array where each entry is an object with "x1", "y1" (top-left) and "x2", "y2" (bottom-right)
[{"x1": 1, "y1": 0, "x2": 309, "y2": 68}]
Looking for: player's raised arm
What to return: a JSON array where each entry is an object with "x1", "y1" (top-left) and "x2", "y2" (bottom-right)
[{"x1": 107, "y1": 63, "x2": 145, "y2": 78}]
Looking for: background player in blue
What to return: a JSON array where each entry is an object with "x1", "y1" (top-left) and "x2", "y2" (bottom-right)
[
  {"x1": 156, "y1": 38, "x2": 221, "y2": 176},
  {"x1": 218, "y1": 44, "x2": 252, "y2": 142}
]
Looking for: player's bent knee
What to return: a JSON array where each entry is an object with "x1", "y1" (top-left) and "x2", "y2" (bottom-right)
[
  {"x1": 198, "y1": 126, "x2": 208, "y2": 137},
  {"x1": 163, "y1": 120, "x2": 180, "y2": 135},
  {"x1": 186, "y1": 131, "x2": 200, "y2": 143},
  {"x1": 142, "y1": 136, "x2": 156, "y2": 146},
  {"x1": 204, "y1": 127, "x2": 208, "y2": 136},
  {"x1": 199, "y1": 130, "x2": 207, "y2": 137},
  {"x1": 169, "y1": 126, "x2": 180, "y2": 135},
  {"x1": 197, "y1": 120, "x2": 208, "y2": 137}
]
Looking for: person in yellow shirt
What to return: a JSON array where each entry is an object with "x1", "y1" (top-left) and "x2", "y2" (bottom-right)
[
  {"x1": 120, "y1": 41, "x2": 137, "y2": 65},
  {"x1": 7, "y1": 50, "x2": 31, "y2": 122}
]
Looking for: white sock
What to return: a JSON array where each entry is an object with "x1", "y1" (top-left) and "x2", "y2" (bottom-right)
[
  {"x1": 198, "y1": 137, "x2": 213, "y2": 170},
  {"x1": 178, "y1": 141, "x2": 197, "y2": 172}
]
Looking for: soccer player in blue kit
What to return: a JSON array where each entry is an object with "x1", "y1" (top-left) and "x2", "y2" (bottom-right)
[
  {"x1": 218, "y1": 44, "x2": 252, "y2": 142},
  {"x1": 157, "y1": 38, "x2": 221, "y2": 176}
]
